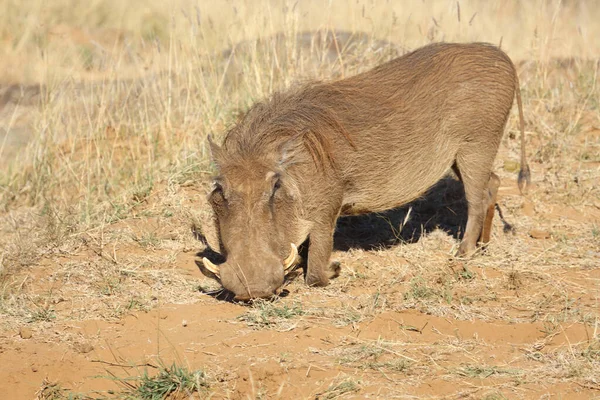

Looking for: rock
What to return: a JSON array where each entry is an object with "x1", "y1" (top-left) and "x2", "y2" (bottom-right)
[
  {"x1": 529, "y1": 229, "x2": 551, "y2": 239},
  {"x1": 74, "y1": 341, "x2": 94, "y2": 354},
  {"x1": 503, "y1": 160, "x2": 520, "y2": 172},
  {"x1": 163, "y1": 233, "x2": 178, "y2": 240},
  {"x1": 19, "y1": 327, "x2": 33, "y2": 339},
  {"x1": 521, "y1": 201, "x2": 535, "y2": 217}
]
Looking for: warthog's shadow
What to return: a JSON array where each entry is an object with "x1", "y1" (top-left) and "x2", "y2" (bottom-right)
[{"x1": 333, "y1": 176, "x2": 468, "y2": 251}]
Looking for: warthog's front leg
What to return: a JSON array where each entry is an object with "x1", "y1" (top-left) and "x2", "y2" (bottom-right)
[{"x1": 305, "y1": 221, "x2": 339, "y2": 287}]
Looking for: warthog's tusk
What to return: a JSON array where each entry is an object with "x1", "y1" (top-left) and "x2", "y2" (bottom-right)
[
  {"x1": 283, "y1": 243, "x2": 298, "y2": 270},
  {"x1": 202, "y1": 257, "x2": 220, "y2": 277}
]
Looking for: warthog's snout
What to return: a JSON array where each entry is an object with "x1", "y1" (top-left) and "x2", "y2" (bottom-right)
[{"x1": 202, "y1": 244, "x2": 298, "y2": 300}]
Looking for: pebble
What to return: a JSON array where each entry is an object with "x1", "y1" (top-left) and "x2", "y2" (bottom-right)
[
  {"x1": 529, "y1": 229, "x2": 551, "y2": 239},
  {"x1": 19, "y1": 327, "x2": 33, "y2": 339}
]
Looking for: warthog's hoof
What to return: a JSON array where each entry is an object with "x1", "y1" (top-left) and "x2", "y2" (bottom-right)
[
  {"x1": 329, "y1": 261, "x2": 342, "y2": 279},
  {"x1": 305, "y1": 261, "x2": 342, "y2": 287},
  {"x1": 305, "y1": 272, "x2": 329, "y2": 287}
]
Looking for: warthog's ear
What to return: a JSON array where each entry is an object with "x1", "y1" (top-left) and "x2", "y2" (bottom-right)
[{"x1": 207, "y1": 135, "x2": 224, "y2": 167}]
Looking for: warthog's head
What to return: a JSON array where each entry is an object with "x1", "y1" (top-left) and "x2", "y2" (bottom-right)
[
  {"x1": 199, "y1": 135, "x2": 310, "y2": 301},
  {"x1": 200, "y1": 90, "x2": 348, "y2": 300}
]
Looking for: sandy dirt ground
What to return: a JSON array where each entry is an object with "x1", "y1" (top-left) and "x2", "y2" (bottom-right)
[{"x1": 1, "y1": 159, "x2": 599, "y2": 399}]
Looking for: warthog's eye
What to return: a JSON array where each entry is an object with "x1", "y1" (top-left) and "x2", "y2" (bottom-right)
[
  {"x1": 270, "y1": 175, "x2": 284, "y2": 199},
  {"x1": 269, "y1": 176, "x2": 283, "y2": 210},
  {"x1": 272, "y1": 178, "x2": 281, "y2": 194}
]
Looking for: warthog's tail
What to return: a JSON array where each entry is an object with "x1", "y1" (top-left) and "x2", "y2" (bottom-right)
[{"x1": 515, "y1": 73, "x2": 531, "y2": 194}]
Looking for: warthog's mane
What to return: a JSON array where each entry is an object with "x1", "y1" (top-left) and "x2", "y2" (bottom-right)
[{"x1": 221, "y1": 82, "x2": 355, "y2": 170}]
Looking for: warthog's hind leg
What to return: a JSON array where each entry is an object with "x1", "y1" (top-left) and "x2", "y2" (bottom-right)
[
  {"x1": 479, "y1": 172, "x2": 501, "y2": 246},
  {"x1": 454, "y1": 145, "x2": 499, "y2": 257}
]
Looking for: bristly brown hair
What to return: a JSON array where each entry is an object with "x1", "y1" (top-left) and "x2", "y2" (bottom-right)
[{"x1": 221, "y1": 82, "x2": 355, "y2": 171}]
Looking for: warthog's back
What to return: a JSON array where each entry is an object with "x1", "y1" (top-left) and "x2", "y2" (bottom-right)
[
  {"x1": 220, "y1": 42, "x2": 518, "y2": 214},
  {"x1": 324, "y1": 42, "x2": 518, "y2": 214}
]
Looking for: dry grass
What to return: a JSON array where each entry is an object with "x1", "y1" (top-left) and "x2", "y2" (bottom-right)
[{"x1": 1, "y1": 0, "x2": 600, "y2": 398}]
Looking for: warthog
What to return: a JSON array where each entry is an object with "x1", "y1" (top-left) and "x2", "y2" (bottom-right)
[{"x1": 200, "y1": 42, "x2": 530, "y2": 301}]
